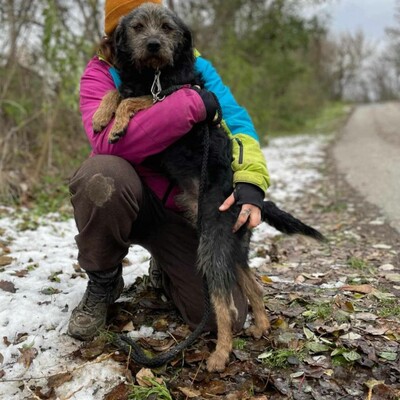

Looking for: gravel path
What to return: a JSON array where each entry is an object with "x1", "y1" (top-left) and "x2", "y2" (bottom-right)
[{"x1": 333, "y1": 102, "x2": 400, "y2": 233}]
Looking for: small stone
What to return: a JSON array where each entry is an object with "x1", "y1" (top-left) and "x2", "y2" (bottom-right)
[
  {"x1": 385, "y1": 273, "x2": 400, "y2": 282},
  {"x1": 379, "y1": 264, "x2": 395, "y2": 271},
  {"x1": 369, "y1": 219, "x2": 385, "y2": 226},
  {"x1": 372, "y1": 244, "x2": 392, "y2": 250}
]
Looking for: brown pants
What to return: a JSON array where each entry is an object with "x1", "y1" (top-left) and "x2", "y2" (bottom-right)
[{"x1": 69, "y1": 155, "x2": 248, "y2": 332}]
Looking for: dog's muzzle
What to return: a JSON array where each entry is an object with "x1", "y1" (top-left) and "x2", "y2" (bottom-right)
[{"x1": 147, "y1": 38, "x2": 161, "y2": 53}]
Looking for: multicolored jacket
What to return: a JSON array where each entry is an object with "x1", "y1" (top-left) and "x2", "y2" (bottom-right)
[{"x1": 79, "y1": 55, "x2": 270, "y2": 210}]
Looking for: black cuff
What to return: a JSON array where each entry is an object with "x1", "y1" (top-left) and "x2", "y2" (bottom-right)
[
  {"x1": 191, "y1": 86, "x2": 219, "y2": 123},
  {"x1": 233, "y1": 183, "x2": 264, "y2": 210}
]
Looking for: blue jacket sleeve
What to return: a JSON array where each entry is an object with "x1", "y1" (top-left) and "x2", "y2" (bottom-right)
[{"x1": 195, "y1": 55, "x2": 259, "y2": 142}]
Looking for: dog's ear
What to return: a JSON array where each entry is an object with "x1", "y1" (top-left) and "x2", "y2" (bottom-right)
[
  {"x1": 114, "y1": 22, "x2": 126, "y2": 51},
  {"x1": 173, "y1": 14, "x2": 194, "y2": 62},
  {"x1": 181, "y1": 22, "x2": 193, "y2": 52}
]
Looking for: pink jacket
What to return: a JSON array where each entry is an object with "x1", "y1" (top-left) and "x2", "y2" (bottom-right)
[{"x1": 79, "y1": 56, "x2": 207, "y2": 209}]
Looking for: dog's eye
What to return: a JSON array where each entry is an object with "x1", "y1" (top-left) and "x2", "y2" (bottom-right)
[
  {"x1": 133, "y1": 23, "x2": 144, "y2": 32},
  {"x1": 162, "y1": 23, "x2": 173, "y2": 32}
]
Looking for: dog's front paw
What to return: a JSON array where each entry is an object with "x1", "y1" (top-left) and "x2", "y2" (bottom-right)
[
  {"x1": 108, "y1": 129, "x2": 126, "y2": 144},
  {"x1": 206, "y1": 351, "x2": 229, "y2": 372},
  {"x1": 92, "y1": 111, "x2": 112, "y2": 134},
  {"x1": 245, "y1": 321, "x2": 270, "y2": 340},
  {"x1": 107, "y1": 116, "x2": 130, "y2": 143}
]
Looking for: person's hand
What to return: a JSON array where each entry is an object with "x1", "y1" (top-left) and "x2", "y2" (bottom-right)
[
  {"x1": 191, "y1": 86, "x2": 220, "y2": 124},
  {"x1": 219, "y1": 183, "x2": 264, "y2": 233},
  {"x1": 219, "y1": 194, "x2": 262, "y2": 232}
]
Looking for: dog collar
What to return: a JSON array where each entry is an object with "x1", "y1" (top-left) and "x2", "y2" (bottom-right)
[{"x1": 151, "y1": 70, "x2": 166, "y2": 103}]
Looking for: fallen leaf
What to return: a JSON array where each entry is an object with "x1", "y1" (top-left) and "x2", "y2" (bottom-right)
[
  {"x1": 372, "y1": 291, "x2": 396, "y2": 300},
  {"x1": 303, "y1": 327, "x2": 316, "y2": 340},
  {"x1": 365, "y1": 379, "x2": 385, "y2": 390},
  {"x1": 233, "y1": 349, "x2": 251, "y2": 361},
  {"x1": 47, "y1": 372, "x2": 73, "y2": 388},
  {"x1": 104, "y1": 383, "x2": 129, "y2": 400},
  {"x1": 303, "y1": 272, "x2": 328, "y2": 279},
  {"x1": 17, "y1": 347, "x2": 38, "y2": 368},
  {"x1": 153, "y1": 318, "x2": 169, "y2": 331},
  {"x1": 185, "y1": 350, "x2": 209, "y2": 364},
  {"x1": 11, "y1": 269, "x2": 29, "y2": 278},
  {"x1": 342, "y1": 350, "x2": 361, "y2": 362},
  {"x1": 385, "y1": 273, "x2": 400, "y2": 283},
  {"x1": 202, "y1": 380, "x2": 227, "y2": 395},
  {"x1": 79, "y1": 337, "x2": 107, "y2": 360},
  {"x1": 372, "y1": 244, "x2": 392, "y2": 250},
  {"x1": 178, "y1": 386, "x2": 202, "y2": 398},
  {"x1": 339, "y1": 332, "x2": 362, "y2": 341},
  {"x1": 306, "y1": 342, "x2": 330, "y2": 354},
  {"x1": 0, "y1": 280, "x2": 16, "y2": 293},
  {"x1": 136, "y1": 368, "x2": 162, "y2": 387},
  {"x1": 40, "y1": 287, "x2": 61, "y2": 295},
  {"x1": 362, "y1": 325, "x2": 389, "y2": 336},
  {"x1": 316, "y1": 323, "x2": 350, "y2": 334},
  {"x1": 121, "y1": 321, "x2": 134, "y2": 332},
  {"x1": 340, "y1": 284, "x2": 375, "y2": 294},
  {"x1": 355, "y1": 312, "x2": 378, "y2": 321},
  {"x1": 0, "y1": 256, "x2": 14, "y2": 267},
  {"x1": 378, "y1": 351, "x2": 397, "y2": 361},
  {"x1": 379, "y1": 264, "x2": 394, "y2": 271},
  {"x1": 260, "y1": 275, "x2": 273, "y2": 284},
  {"x1": 294, "y1": 275, "x2": 305, "y2": 284},
  {"x1": 140, "y1": 337, "x2": 175, "y2": 352},
  {"x1": 14, "y1": 332, "x2": 28, "y2": 344}
]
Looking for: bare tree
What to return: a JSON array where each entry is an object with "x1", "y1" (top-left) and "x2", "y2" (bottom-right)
[{"x1": 323, "y1": 31, "x2": 374, "y2": 101}]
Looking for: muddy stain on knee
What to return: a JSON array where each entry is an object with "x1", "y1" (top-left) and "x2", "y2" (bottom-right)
[{"x1": 86, "y1": 174, "x2": 115, "y2": 207}]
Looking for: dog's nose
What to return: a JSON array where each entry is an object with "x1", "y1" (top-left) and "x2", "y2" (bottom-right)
[{"x1": 147, "y1": 39, "x2": 161, "y2": 53}]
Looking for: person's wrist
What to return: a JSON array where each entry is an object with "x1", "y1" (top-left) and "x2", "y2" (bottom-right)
[
  {"x1": 191, "y1": 86, "x2": 218, "y2": 123},
  {"x1": 234, "y1": 183, "x2": 264, "y2": 210}
]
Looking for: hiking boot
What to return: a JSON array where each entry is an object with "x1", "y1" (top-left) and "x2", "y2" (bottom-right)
[{"x1": 68, "y1": 266, "x2": 124, "y2": 341}]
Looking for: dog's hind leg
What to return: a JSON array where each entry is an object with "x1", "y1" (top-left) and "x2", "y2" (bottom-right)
[
  {"x1": 237, "y1": 266, "x2": 270, "y2": 339},
  {"x1": 206, "y1": 293, "x2": 234, "y2": 372},
  {"x1": 92, "y1": 90, "x2": 121, "y2": 133}
]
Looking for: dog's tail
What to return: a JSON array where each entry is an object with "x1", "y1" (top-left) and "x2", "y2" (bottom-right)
[{"x1": 262, "y1": 200, "x2": 327, "y2": 242}]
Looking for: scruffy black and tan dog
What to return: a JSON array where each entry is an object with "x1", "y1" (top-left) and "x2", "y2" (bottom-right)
[{"x1": 93, "y1": 3, "x2": 324, "y2": 372}]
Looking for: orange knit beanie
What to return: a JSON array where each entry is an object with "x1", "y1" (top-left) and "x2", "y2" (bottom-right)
[{"x1": 104, "y1": 0, "x2": 163, "y2": 35}]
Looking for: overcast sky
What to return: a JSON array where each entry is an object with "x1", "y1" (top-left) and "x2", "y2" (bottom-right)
[{"x1": 307, "y1": 0, "x2": 398, "y2": 43}]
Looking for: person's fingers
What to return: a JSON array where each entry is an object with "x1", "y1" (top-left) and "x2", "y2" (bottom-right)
[
  {"x1": 233, "y1": 205, "x2": 262, "y2": 232},
  {"x1": 232, "y1": 207, "x2": 252, "y2": 233},
  {"x1": 247, "y1": 207, "x2": 262, "y2": 229},
  {"x1": 219, "y1": 193, "x2": 235, "y2": 211}
]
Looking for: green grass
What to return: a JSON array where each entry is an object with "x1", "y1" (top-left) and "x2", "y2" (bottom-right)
[
  {"x1": 302, "y1": 101, "x2": 350, "y2": 134},
  {"x1": 347, "y1": 257, "x2": 376, "y2": 275},
  {"x1": 267, "y1": 101, "x2": 350, "y2": 138},
  {"x1": 233, "y1": 338, "x2": 247, "y2": 350},
  {"x1": 378, "y1": 299, "x2": 400, "y2": 318},
  {"x1": 128, "y1": 377, "x2": 173, "y2": 400},
  {"x1": 303, "y1": 302, "x2": 333, "y2": 321},
  {"x1": 260, "y1": 348, "x2": 306, "y2": 368},
  {"x1": 347, "y1": 257, "x2": 369, "y2": 270}
]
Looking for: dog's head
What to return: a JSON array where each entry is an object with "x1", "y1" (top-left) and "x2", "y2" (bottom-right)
[{"x1": 114, "y1": 3, "x2": 193, "y2": 71}]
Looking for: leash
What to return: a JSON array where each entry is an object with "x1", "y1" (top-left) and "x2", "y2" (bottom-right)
[{"x1": 112, "y1": 73, "x2": 223, "y2": 368}]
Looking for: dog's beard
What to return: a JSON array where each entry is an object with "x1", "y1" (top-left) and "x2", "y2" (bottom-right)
[{"x1": 130, "y1": 48, "x2": 174, "y2": 71}]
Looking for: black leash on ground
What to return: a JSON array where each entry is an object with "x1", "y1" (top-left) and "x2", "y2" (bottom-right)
[{"x1": 112, "y1": 86, "x2": 223, "y2": 368}]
